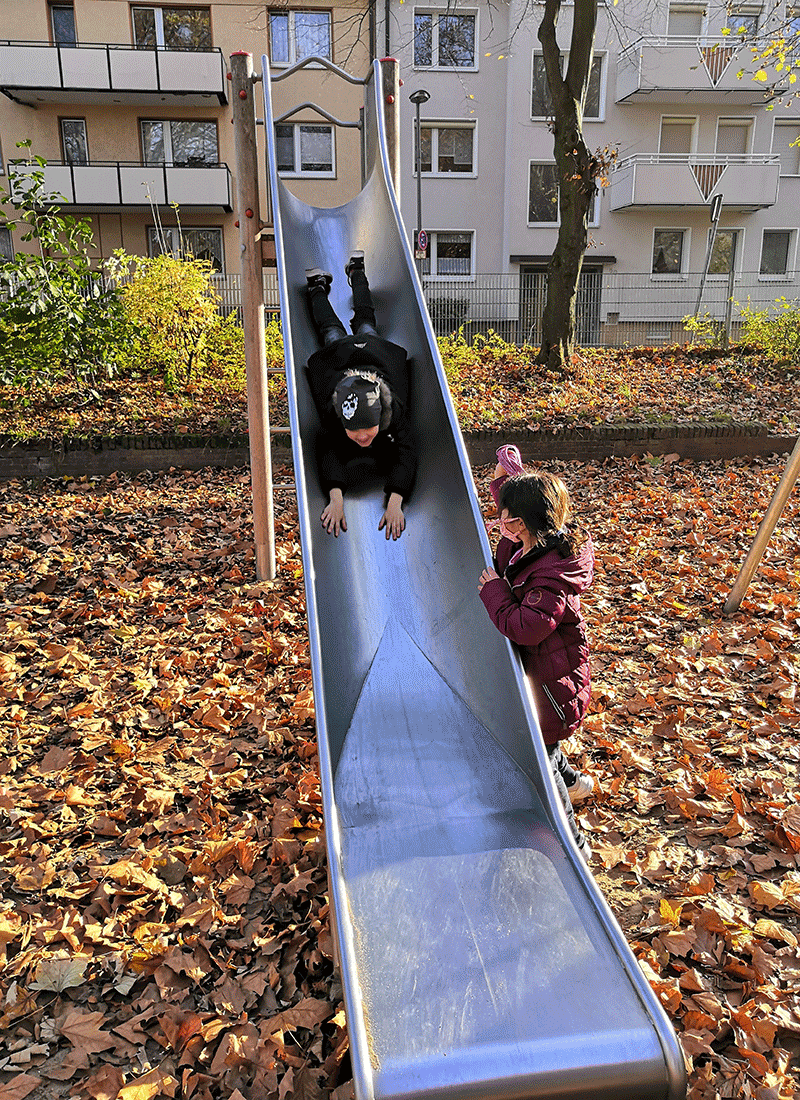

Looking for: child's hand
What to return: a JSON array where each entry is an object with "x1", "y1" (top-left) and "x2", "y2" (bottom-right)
[
  {"x1": 478, "y1": 567, "x2": 500, "y2": 591},
  {"x1": 378, "y1": 493, "x2": 405, "y2": 540},
  {"x1": 321, "y1": 490, "x2": 347, "y2": 536}
]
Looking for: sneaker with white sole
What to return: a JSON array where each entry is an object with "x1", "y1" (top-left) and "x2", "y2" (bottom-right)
[
  {"x1": 305, "y1": 268, "x2": 333, "y2": 293},
  {"x1": 567, "y1": 772, "x2": 595, "y2": 804},
  {"x1": 345, "y1": 251, "x2": 365, "y2": 284}
]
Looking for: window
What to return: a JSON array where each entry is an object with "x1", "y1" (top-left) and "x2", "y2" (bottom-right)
[
  {"x1": 0, "y1": 227, "x2": 13, "y2": 262},
  {"x1": 716, "y1": 118, "x2": 752, "y2": 154},
  {"x1": 773, "y1": 123, "x2": 800, "y2": 173},
  {"x1": 760, "y1": 229, "x2": 793, "y2": 275},
  {"x1": 147, "y1": 226, "x2": 223, "y2": 271},
  {"x1": 528, "y1": 163, "x2": 560, "y2": 223},
  {"x1": 276, "y1": 123, "x2": 334, "y2": 175},
  {"x1": 50, "y1": 4, "x2": 76, "y2": 45},
  {"x1": 132, "y1": 7, "x2": 212, "y2": 49},
  {"x1": 421, "y1": 231, "x2": 473, "y2": 277},
  {"x1": 141, "y1": 120, "x2": 218, "y2": 165},
  {"x1": 61, "y1": 119, "x2": 88, "y2": 164},
  {"x1": 417, "y1": 123, "x2": 475, "y2": 174},
  {"x1": 708, "y1": 228, "x2": 739, "y2": 274},
  {"x1": 660, "y1": 117, "x2": 695, "y2": 153},
  {"x1": 414, "y1": 11, "x2": 476, "y2": 68},
  {"x1": 667, "y1": 5, "x2": 704, "y2": 35},
  {"x1": 652, "y1": 229, "x2": 686, "y2": 274},
  {"x1": 527, "y1": 162, "x2": 599, "y2": 225},
  {"x1": 728, "y1": 9, "x2": 760, "y2": 36},
  {"x1": 269, "y1": 10, "x2": 331, "y2": 65},
  {"x1": 531, "y1": 53, "x2": 604, "y2": 119}
]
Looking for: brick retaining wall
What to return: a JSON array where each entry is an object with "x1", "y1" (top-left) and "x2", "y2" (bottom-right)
[{"x1": 0, "y1": 423, "x2": 795, "y2": 481}]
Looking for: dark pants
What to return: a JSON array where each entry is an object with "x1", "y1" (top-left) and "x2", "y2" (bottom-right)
[
  {"x1": 546, "y1": 743, "x2": 588, "y2": 850},
  {"x1": 307, "y1": 267, "x2": 378, "y2": 346}
]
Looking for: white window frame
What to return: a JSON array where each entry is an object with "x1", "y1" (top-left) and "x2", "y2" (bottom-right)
[
  {"x1": 666, "y1": 4, "x2": 707, "y2": 37},
  {"x1": 416, "y1": 119, "x2": 477, "y2": 177},
  {"x1": 131, "y1": 6, "x2": 212, "y2": 49},
  {"x1": 706, "y1": 226, "x2": 744, "y2": 278},
  {"x1": 715, "y1": 116, "x2": 754, "y2": 154},
  {"x1": 759, "y1": 228, "x2": 795, "y2": 279},
  {"x1": 268, "y1": 9, "x2": 332, "y2": 67},
  {"x1": 530, "y1": 51, "x2": 607, "y2": 122},
  {"x1": 727, "y1": 7, "x2": 761, "y2": 36},
  {"x1": 147, "y1": 225, "x2": 225, "y2": 271},
  {"x1": 276, "y1": 122, "x2": 335, "y2": 177},
  {"x1": 413, "y1": 9, "x2": 478, "y2": 71},
  {"x1": 659, "y1": 115, "x2": 698, "y2": 154},
  {"x1": 140, "y1": 119, "x2": 219, "y2": 166},
  {"x1": 527, "y1": 161, "x2": 600, "y2": 227},
  {"x1": 421, "y1": 230, "x2": 475, "y2": 280},
  {"x1": 651, "y1": 227, "x2": 691, "y2": 278},
  {"x1": 772, "y1": 120, "x2": 800, "y2": 174}
]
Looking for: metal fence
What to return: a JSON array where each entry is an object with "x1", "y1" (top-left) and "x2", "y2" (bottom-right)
[{"x1": 210, "y1": 269, "x2": 800, "y2": 348}]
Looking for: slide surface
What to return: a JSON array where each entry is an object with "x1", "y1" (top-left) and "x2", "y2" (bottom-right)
[{"x1": 261, "y1": 58, "x2": 687, "y2": 1100}]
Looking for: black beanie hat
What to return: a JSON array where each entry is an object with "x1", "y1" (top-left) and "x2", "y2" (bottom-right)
[{"x1": 332, "y1": 374, "x2": 382, "y2": 430}]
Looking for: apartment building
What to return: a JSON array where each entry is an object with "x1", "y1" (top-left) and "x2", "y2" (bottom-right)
[
  {"x1": 0, "y1": 0, "x2": 372, "y2": 275},
  {"x1": 379, "y1": 0, "x2": 800, "y2": 342},
  {"x1": 2, "y1": 1, "x2": 798, "y2": 343}
]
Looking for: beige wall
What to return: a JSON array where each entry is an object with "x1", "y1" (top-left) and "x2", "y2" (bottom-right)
[{"x1": 1, "y1": 0, "x2": 373, "y2": 272}]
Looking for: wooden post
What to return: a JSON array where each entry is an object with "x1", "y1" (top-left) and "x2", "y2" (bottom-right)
[
  {"x1": 380, "y1": 57, "x2": 400, "y2": 199},
  {"x1": 723, "y1": 435, "x2": 800, "y2": 614},
  {"x1": 231, "y1": 51, "x2": 276, "y2": 581}
]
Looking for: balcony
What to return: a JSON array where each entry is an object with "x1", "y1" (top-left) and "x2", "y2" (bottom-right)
[
  {"x1": 617, "y1": 36, "x2": 765, "y2": 103},
  {"x1": 608, "y1": 153, "x2": 780, "y2": 211},
  {"x1": 9, "y1": 161, "x2": 232, "y2": 212},
  {"x1": 0, "y1": 41, "x2": 227, "y2": 106}
]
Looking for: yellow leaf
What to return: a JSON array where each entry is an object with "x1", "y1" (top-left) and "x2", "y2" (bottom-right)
[
  {"x1": 660, "y1": 898, "x2": 683, "y2": 927},
  {"x1": 755, "y1": 68, "x2": 768, "y2": 81}
]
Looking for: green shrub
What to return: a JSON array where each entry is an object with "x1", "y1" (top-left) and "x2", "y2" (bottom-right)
[
  {"x1": 0, "y1": 143, "x2": 130, "y2": 389},
  {"x1": 738, "y1": 297, "x2": 800, "y2": 362},
  {"x1": 205, "y1": 310, "x2": 245, "y2": 388},
  {"x1": 682, "y1": 312, "x2": 725, "y2": 346},
  {"x1": 263, "y1": 316, "x2": 285, "y2": 371},
  {"x1": 109, "y1": 250, "x2": 222, "y2": 389}
]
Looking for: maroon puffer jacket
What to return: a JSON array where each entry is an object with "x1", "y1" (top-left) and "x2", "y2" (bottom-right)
[{"x1": 479, "y1": 480, "x2": 594, "y2": 744}]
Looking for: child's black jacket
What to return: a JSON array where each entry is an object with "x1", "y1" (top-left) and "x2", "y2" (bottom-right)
[{"x1": 305, "y1": 334, "x2": 416, "y2": 501}]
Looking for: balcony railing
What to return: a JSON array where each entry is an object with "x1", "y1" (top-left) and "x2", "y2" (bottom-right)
[
  {"x1": 0, "y1": 40, "x2": 227, "y2": 105},
  {"x1": 609, "y1": 153, "x2": 781, "y2": 211},
  {"x1": 617, "y1": 36, "x2": 763, "y2": 102},
  {"x1": 9, "y1": 160, "x2": 232, "y2": 211}
]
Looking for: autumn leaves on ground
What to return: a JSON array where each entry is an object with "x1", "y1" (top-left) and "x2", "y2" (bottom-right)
[{"x1": 1, "y1": 451, "x2": 799, "y2": 1100}]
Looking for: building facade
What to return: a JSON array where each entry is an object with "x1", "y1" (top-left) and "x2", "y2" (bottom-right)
[
  {"x1": 2, "y1": 0, "x2": 798, "y2": 344},
  {"x1": 0, "y1": 0, "x2": 371, "y2": 276},
  {"x1": 381, "y1": 0, "x2": 800, "y2": 343}
]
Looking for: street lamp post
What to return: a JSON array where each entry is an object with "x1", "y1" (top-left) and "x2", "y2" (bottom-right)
[{"x1": 409, "y1": 88, "x2": 430, "y2": 281}]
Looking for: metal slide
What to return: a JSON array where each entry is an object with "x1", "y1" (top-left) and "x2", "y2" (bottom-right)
[{"x1": 261, "y1": 58, "x2": 686, "y2": 1100}]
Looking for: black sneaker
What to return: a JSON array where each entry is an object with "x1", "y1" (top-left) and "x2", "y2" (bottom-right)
[
  {"x1": 345, "y1": 251, "x2": 365, "y2": 285},
  {"x1": 305, "y1": 268, "x2": 333, "y2": 292}
]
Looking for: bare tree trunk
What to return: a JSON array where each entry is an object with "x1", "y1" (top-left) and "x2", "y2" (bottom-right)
[{"x1": 536, "y1": 0, "x2": 598, "y2": 371}]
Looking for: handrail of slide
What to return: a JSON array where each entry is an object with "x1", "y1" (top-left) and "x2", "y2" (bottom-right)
[{"x1": 261, "y1": 56, "x2": 687, "y2": 1100}]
